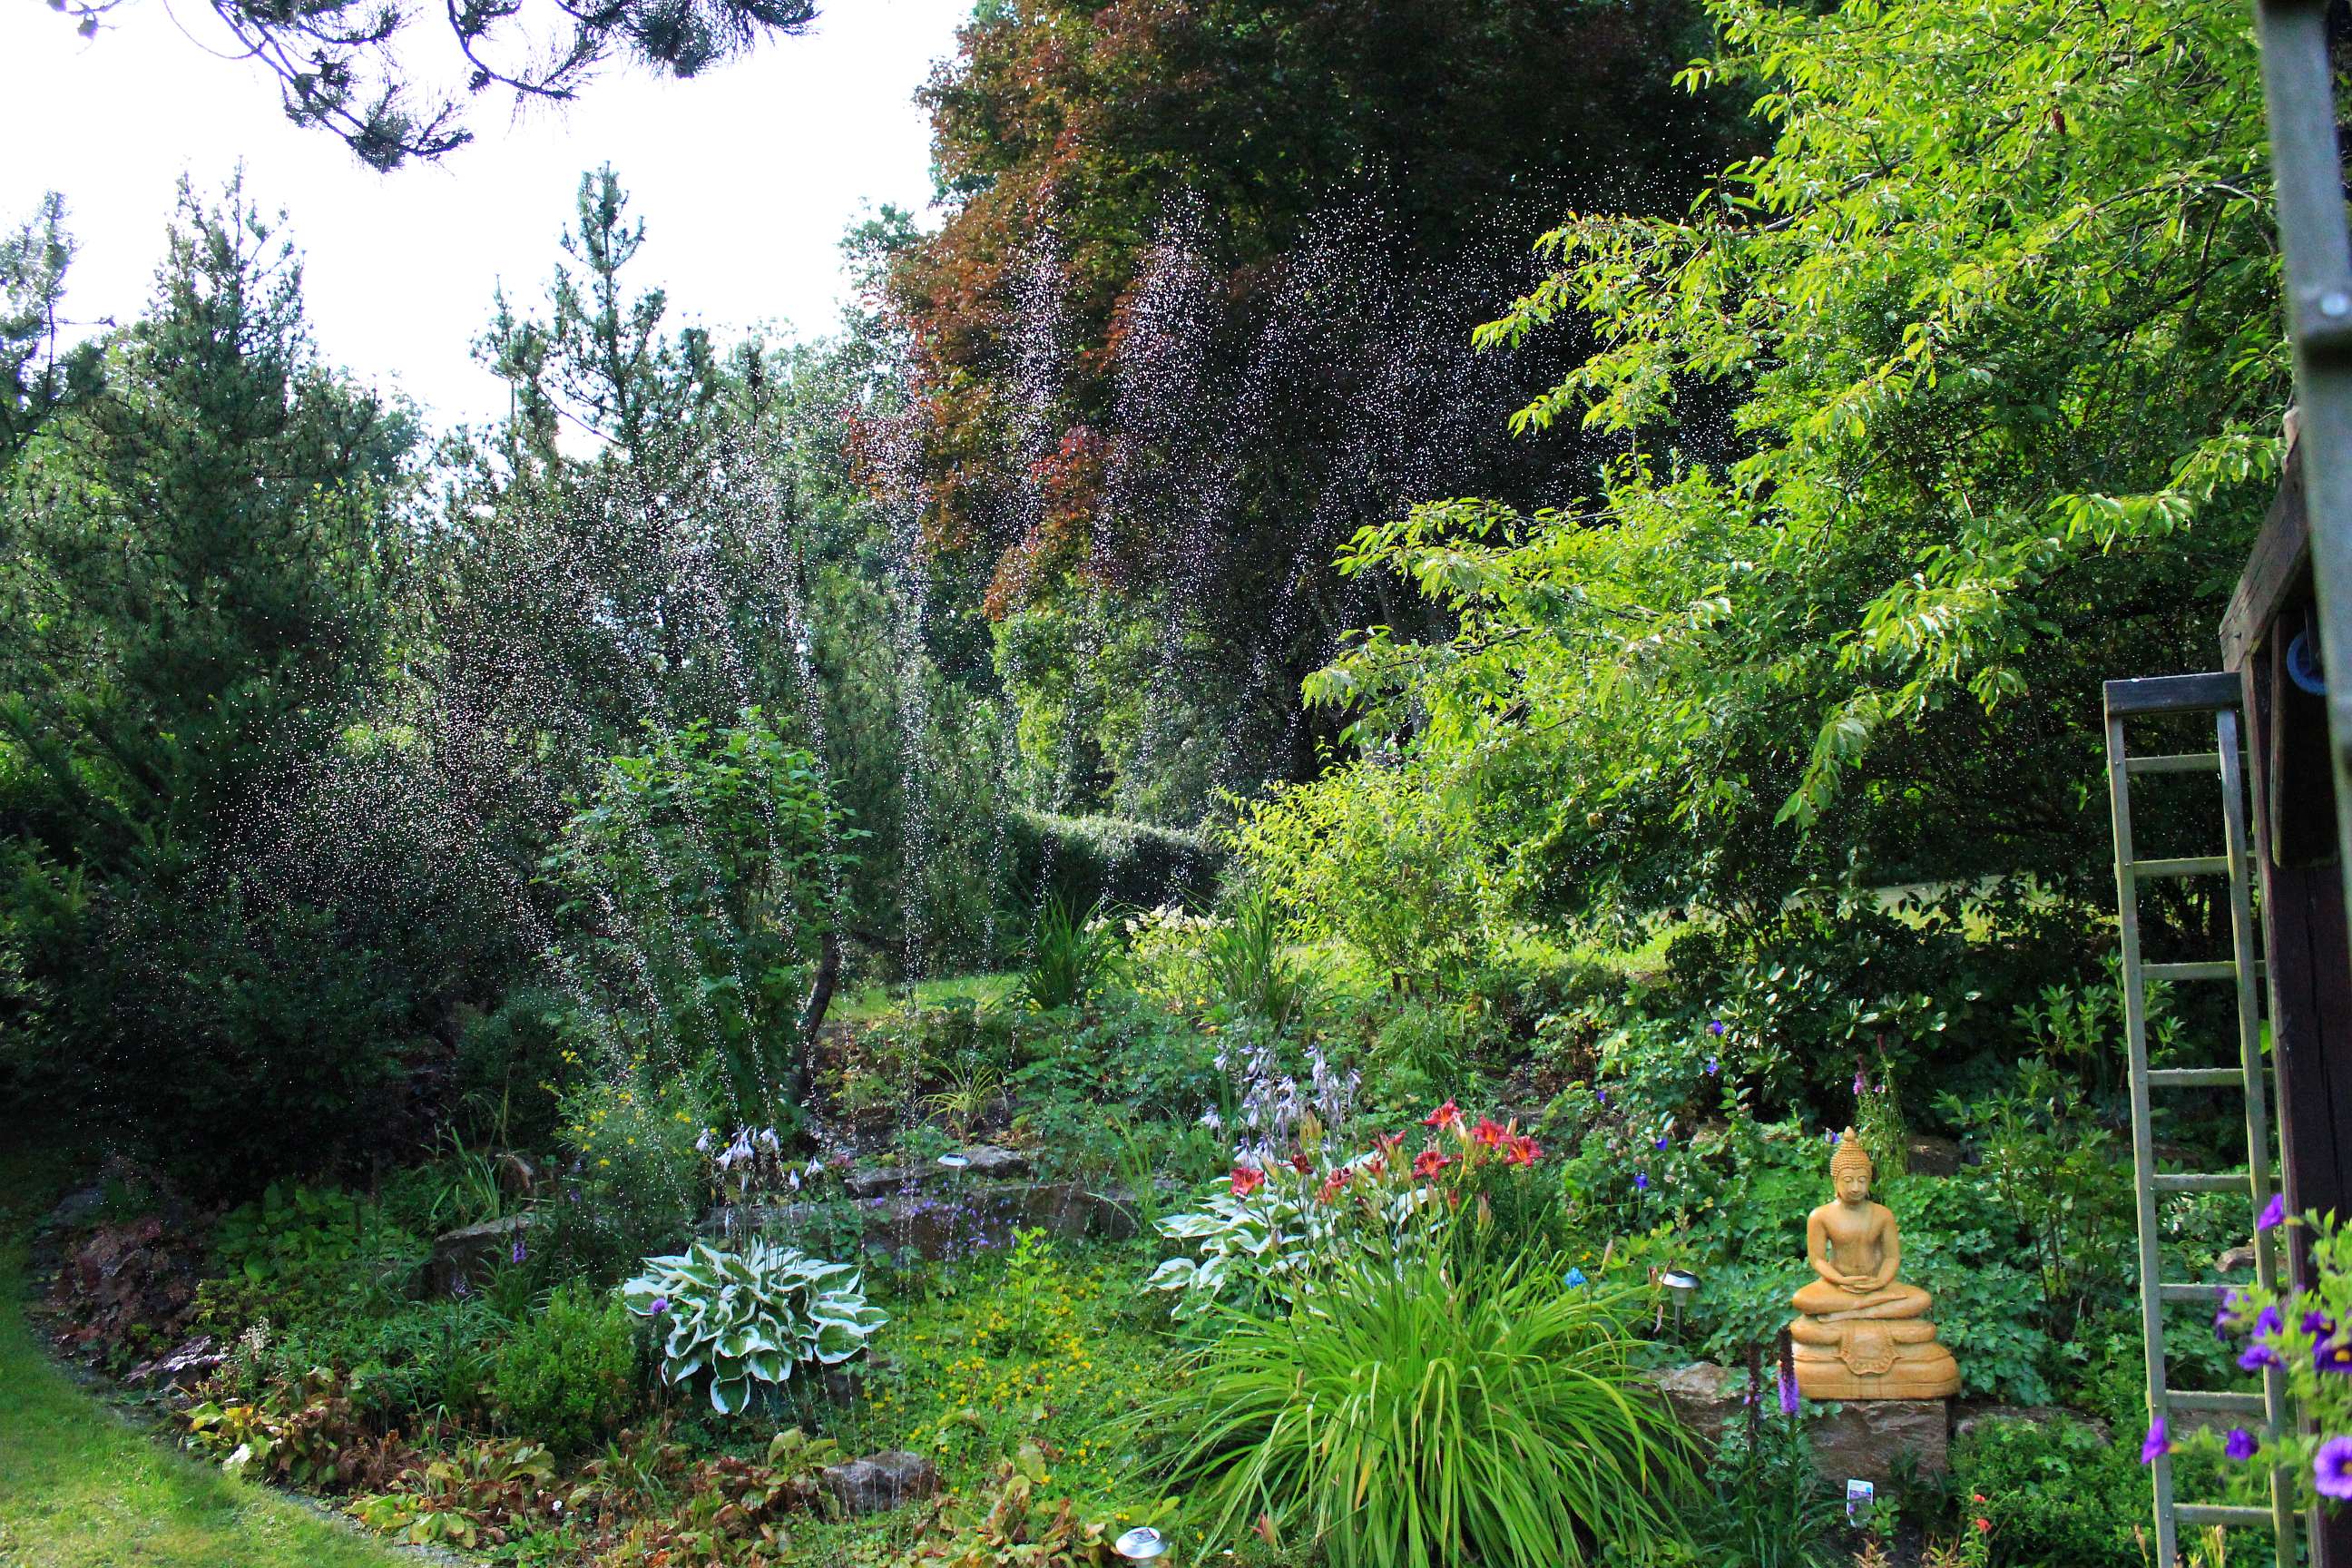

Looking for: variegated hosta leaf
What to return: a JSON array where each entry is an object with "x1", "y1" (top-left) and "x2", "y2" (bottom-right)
[{"x1": 623, "y1": 1238, "x2": 884, "y2": 1412}]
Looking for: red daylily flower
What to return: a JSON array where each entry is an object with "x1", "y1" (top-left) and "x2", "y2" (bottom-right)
[
  {"x1": 1413, "y1": 1148, "x2": 1452, "y2": 1179},
  {"x1": 1472, "y1": 1117, "x2": 1509, "y2": 1148},
  {"x1": 1423, "y1": 1101, "x2": 1463, "y2": 1132},
  {"x1": 1319, "y1": 1169, "x2": 1351, "y2": 1203},
  {"x1": 1289, "y1": 1152, "x2": 1313, "y2": 1176},
  {"x1": 1504, "y1": 1135, "x2": 1542, "y2": 1166},
  {"x1": 1230, "y1": 1165, "x2": 1265, "y2": 1198}
]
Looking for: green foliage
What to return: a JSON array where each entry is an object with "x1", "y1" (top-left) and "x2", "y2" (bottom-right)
[
  {"x1": 203, "y1": 1184, "x2": 423, "y2": 1328},
  {"x1": 454, "y1": 988, "x2": 573, "y2": 1152},
  {"x1": 621, "y1": 1238, "x2": 884, "y2": 1415},
  {"x1": 489, "y1": 1281, "x2": 639, "y2": 1456},
  {"x1": 545, "y1": 707, "x2": 856, "y2": 1126},
  {"x1": 1289, "y1": 0, "x2": 2285, "y2": 945},
  {"x1": 1006, "y1": 810, "x2": 1224, "y2": 918},
  {"x1": 1205, "y1": 887, "x2": 1308, "y2": 1031},
  {"x1": 1679, "y1": 1404, "x2": 1845, "y2": 1568},
  {"x1": 1019, "y1": 897, "x2": 1118, "y2": 1013},
  {"x1": 1161, "y1": 1250, "x2": 1695, "y2": 1568},
  {"x1": 1952, "y1": 1417, "x2": 2144, "y2": 1568}
]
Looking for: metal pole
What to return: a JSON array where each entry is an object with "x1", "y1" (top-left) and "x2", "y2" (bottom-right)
[{"x1": 2249, "y1": 0, "x2": 2352, "y2": 910}]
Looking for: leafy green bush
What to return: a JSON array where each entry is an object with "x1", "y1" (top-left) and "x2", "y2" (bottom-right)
[
  {"x1": 490, "y1": 1280, "x2": 639, "y2": 1455},
  {"x1": 1160, "y1": 1250, "x2": 1694, "y2": 1567},
  {"x1": 1206, "y1": 888, "x2": 1308, "y2": 1030},
  {"x1": 1952, "y1": 1417, "x2": 2143, "y2": 1567},
  {"x1": 270, "y1": 1297, "x2": 508, "y2": 1426},
  {"x1": 453, "y1": 986, "x2": 572, "y2": 1151},
  {"x1": 621, "y1": 1238, "x2": 885, "y2": 1415}
]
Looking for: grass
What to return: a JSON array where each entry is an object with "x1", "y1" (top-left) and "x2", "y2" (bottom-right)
[
  {"x1": 0, "y1": 1148, "x2": 413, "y2": 1568},
  {"x1": 830, "y1": 970, "x2": 1018, "y2": 1024}
]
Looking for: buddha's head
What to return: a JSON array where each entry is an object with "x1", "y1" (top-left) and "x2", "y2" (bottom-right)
[{"x1": 1830, "y1": 1131, "x2": 1871, "y2": 1204}]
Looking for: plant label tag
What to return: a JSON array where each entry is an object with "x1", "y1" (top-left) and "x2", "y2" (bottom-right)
[{"x1": 1846, "y1": 1479, "x2": 1876, "y2": 1522}]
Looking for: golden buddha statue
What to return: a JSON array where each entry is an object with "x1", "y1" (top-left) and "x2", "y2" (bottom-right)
[{"x1": 1787, "y1": 1131, "x2": 1960, "y2": 1400}]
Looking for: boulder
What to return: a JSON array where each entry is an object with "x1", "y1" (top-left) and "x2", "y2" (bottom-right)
[
  {"x1": 2217, "y1": 1244, "x2": 2259, "y2": 1275},
  {"x1": 821, "y1": 1450, "x2": 941, "y2": 1514},
  {"x1": 125, "y1": 1335, "x2": 222, "y2": 1390},
  {"x1": 1648, "y1": 1361, "x2": 1748, "y2": 1449},
  {"x1": 1808, "y1": 1398, "x2": 1948, "y2": 1484},
  {"x1": 958, "y1": 1145, "x2": 1031, "y2": 1180},
  {"x1": 426, "y1": 1214, "x2": 537, "y2": 1297},
  {"x1": 1905, "y1": 1136, "x2": 1963, "y2": 1178}
]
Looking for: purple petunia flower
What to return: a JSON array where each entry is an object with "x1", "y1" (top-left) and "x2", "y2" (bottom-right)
[
  {"x1": 2225, "y1": 1428, "x2": 2259, "y2": 1462},
  {"x1": 2317, "y1": 1436, "x2": 2352, "y2": 1500},
  {"x1": 2316, "y1": 1335, "x2": 2352, "y2": 1375},
  {"x1": 2307, "y1": 1308, "x2": 2337, "y2": 1338},
  {"x1": 2239, "y1": 1340, "x2": 2283, "y2": 1372},
  {"x1": 1709, "y1": 1020, "x2": 1726, "y2": 1037},
  {"x1": 2141, "y1": 1418, "x2": 2171, "y2": 1465},
  {"x1": 2259, "y1": 1193, "x2": 2288, "y2": 1231}
]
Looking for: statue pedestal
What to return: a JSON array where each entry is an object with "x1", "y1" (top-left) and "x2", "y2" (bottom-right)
[{"x1": 1808, "y1": 1397, "x2": 1949, "y2": 1485}]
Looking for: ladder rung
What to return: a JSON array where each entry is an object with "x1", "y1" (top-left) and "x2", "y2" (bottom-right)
[
  {"x1": 2128, "y1": 751, "x2": 2224, "y2": 775},
  {"x1": 2167, "y1": 1390, "x2": 2269, "y2": 1416},
  {"x1": 2174, "y1": 1504, "x2": 2278, "y2": 1530},
  {"x1": 2154, "y1": 1172, "x2": 2255, "y2": 1193},
  {"x1": 2148, "y1": 1067, "x2": 2247, "y2": 1088},
  {"x1": 2159, "y1": 1282, "x2": 2229, "y2": 1304},
  {"x1": 2130, "y1": 856, "x2": 2234, "y2": 878},
  {"x1": 2144, "y1": 960, "x2": 2259, "y2": 982}
]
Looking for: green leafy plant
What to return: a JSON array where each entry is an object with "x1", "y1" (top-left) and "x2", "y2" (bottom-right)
[
  {"x1": 1206, "y1": 887, "x2": 1308, "y2": 1030},
  {"x1": 921, "y1": 1058, "x2": 1006, "y2": 1138},
  {"x1": 489, "y1": 1280, "x2": 640, "y2": 1456},
  {"x1": 620, "y1": 1238, "x2": 884, "y2": 1415},
  {"x1": 1020, "y1": 895, "x2": 1117, "y2": 1012},
  {"x1": 202, "y1": 1183, "x2": 422, "y2": 1328},
  {"x1": 1160, "y1": 1249, "x2": 1694, "y2": 1567}
]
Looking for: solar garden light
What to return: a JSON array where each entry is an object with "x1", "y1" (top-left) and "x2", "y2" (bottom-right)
[
  {"x1": 1659, "y1": 1268, "x2": 1700, "y2": 1329},
  {"x1": 1114, "y1": 1526, "x2": 1169, "y2": 1562}
]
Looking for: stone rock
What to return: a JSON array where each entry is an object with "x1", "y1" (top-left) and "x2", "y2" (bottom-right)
[
  {"x1": 958, "y1": 1145, "x2": 1030, "y2": 1180},
  {"x1": 821, "y1": 1450, "x2": 941, "y2": 1514},
  {"x1": 1808, "y1": 1398, "x2": 1948, "y2": 1485},
  {"x1": 1952, "y1": 1403, "x2": 2108, "y2": 1446},
  {"x1": 495, "y1": 1152, "x2": 537, "y2": 1200},
  {"x1": 1905, "y1": 1136, "x2": 1963, "y2": 1178},
  {"x1": 125, "y1": 1335, "x2": 222, "y2": 1390},
  {"x1": 47, "y1": 1183, "x2": 109, "y2": 1232},
  {"x1": 1648, "y1": 1362, "x2": 1747, "y2": 1450},
  {"x1": 846, "y1": 1166, "x2": 911, "y2": 1199},
  {"x1": 426, "y1": 1214, "x2": 537, "y2": 1297},
  {"x1": 2218, "y1": 1244, "x2": 2259, "y2": 1274}
]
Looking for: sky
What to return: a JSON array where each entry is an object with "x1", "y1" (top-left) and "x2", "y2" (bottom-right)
[{"x1": 0, "y1": 0, "x2": 972, "y2": 431}]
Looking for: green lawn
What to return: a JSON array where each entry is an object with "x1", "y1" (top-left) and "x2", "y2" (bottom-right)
[
  {"x1": 830, "y1": 970, "x2": 1019, "y2": 1023},
  {"x1": 0, "y1": 1152, "x2": 413, "y2": 1568}
]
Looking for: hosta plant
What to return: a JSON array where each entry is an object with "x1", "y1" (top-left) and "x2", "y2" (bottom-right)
[{"x1": 621, "y1": 1239, "x2": 885, "y2": 1415}]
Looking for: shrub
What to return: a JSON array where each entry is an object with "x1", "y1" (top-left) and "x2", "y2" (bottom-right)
[
  {"x1": 1952, "y1": 1416, "x2": 2143, "y2": 1567},
  {"x1": 201, "y1": 1182, "x2": 423, "y2": 1329},
  {"x1": 490, "y1": 1280, "x2": 639, "y2": 1455},
  {"x1": 1005, "y1": 809, "x2": 1224, "y2": 917},
  {"x1": 453, "y1": 986, "x2": 572, "y2": 1150},
  {"x1": 1160, "y1": 1250, "x2": 1695, "y2": 1568},
  {"x1": 621, "y1": 1238, "x2": 885, "y2": 1415},
  {"x1": 1205, "y1": 887, "x2": 1308, "y2": 1030}
]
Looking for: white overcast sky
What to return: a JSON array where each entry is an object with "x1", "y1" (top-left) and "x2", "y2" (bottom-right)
[{"x1": 0, "y1": 0, "x2": 971, "y2": 430}]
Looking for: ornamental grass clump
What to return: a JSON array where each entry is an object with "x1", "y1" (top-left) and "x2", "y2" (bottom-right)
[
  {"x1": 621, "y1": 1238, "x2": 885, "y2": 1415},
  {"x1": 1159, "y1": 1250, "x2": 1695, "y2": 1568}
]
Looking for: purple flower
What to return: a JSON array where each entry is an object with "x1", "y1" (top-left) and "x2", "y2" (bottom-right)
[
  {"x1": 1597, "y1": 1088, "x2": 1609, "y2": 1105},
  {"x1": 2306, "y1": 1308, "x2": 2336, "y2": 1338},
  {"x1": 649, "y1": 1296, "x2": 669, "y2": 1316},
  {"x1": 1777, "y1": 1369, "x2": 1799, "y2": 1416},
  {"x1": 2316, "y1": 1335, "x2": 2352, "y2": 1375},
  {"x1": 1853, "y1": 1072, "x2": 1868, "y2": 1096},
  {"x1": 2259, "y1": 1193, "x2": 2288, "y2": 1232},
  {"x1": 2317, "y1": 1436, "x2": 2352, "y2": 1500},
  {"x1": 1654, "y1": 1135, "x2": 1670, "y2": 1152},
  {"x1": 2239, "y1": 1339, "x2": 2283, "y2": 1372},
  {"x1": 451, "y1": 1276, "x2": 470, "y2": 1299},
  {"x1": 1709, "y1": 1020, "x2": 1726, "y2": 1037},
  {"x1": 1705, "y1": 1056, "x2": 1720, "y2": 1075},
  {"x1": 510, "y1": 1238, "x2": 527, "y2": 1266},
  {"x1": 1826, "y1": 1130, "x2": 1839, "y2": 1146},
  {"x1": 2225, "y1": 1428, "x2": 2259, "y2": 1461},
  {"x1": 2141, "y1": 1418, "x2": 2170, "y2": 1465},
  {"x1": 1634, "y1": 1171, "x2": 1649, "y2": 1192}
]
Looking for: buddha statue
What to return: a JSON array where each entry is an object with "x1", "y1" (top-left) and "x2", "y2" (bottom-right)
[{"x1": 1787, "y1": 1131, "x2": 1960, "y2": 1400}]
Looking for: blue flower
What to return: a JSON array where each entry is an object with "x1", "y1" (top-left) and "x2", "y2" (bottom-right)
[
  {"x1": 1654, "y1": 1135, "x2": 1670, "y2": 1152},
  {"x1": 2259, "y1": 1193, "x2": 2288, "y2": 1231},
  {"x1": 2141, "y1": 1418, "x2": 2170, "y2": 1465},
  {"x1": 2226, "y1": 1428, "x2": 2259, "y2": 1461},
  {"x1": 2318, "y1": 1436, "x2": 2352, "y2": 1500},
  {"x1": 1564, "y1": 1269, "x2": 1588, "y2": 1289},
  {"x1": 1704, "y1": 1056, "x2": 1719, "y2": 1075},
  {"x1": 1709, "y1": 1020, "x2": 1726, "y2": 1037},
  {"x1": 1634, "y1": 1172, "x2": 1649, "y2": 1192}
]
